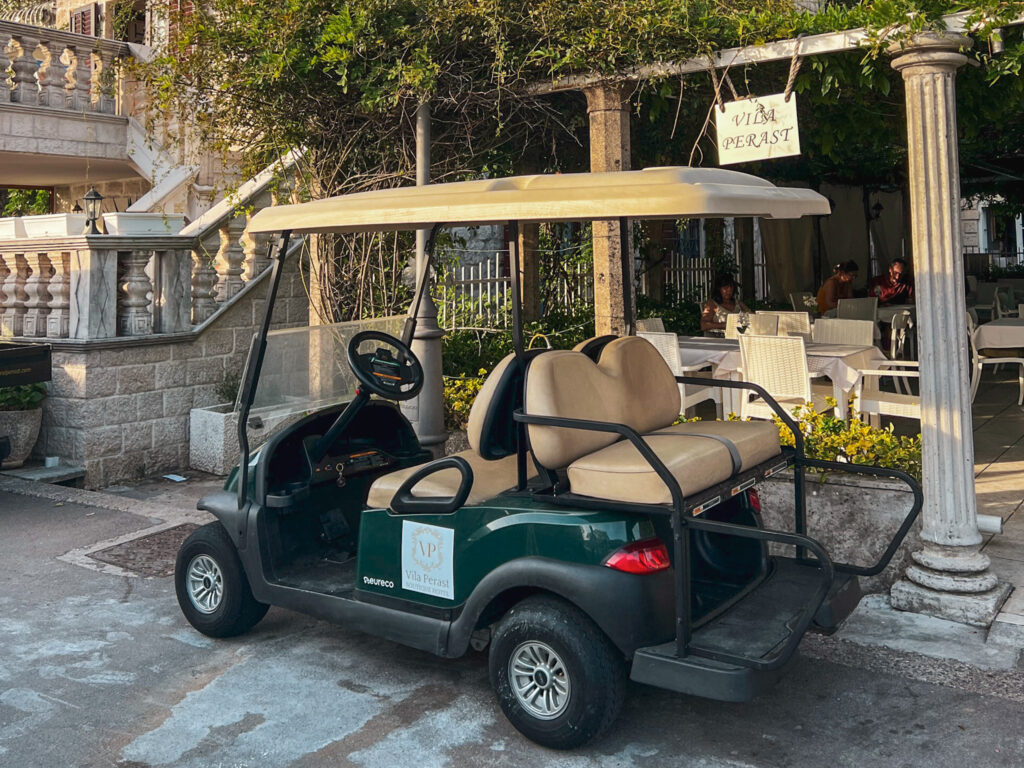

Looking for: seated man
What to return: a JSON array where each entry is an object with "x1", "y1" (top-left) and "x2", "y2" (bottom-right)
[{"x1": 870, "y1": 258, "x2": 914, "y2": 306}]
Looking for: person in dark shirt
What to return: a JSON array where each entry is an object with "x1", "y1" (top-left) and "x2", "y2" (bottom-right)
[{"x1": 870, "y1": 258, "x2": 914, "y2": 306}]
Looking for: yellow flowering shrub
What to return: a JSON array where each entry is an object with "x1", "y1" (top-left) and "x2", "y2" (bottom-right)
[{"x1": 443, "y1": 369, "x2": 487, "y2": 432}]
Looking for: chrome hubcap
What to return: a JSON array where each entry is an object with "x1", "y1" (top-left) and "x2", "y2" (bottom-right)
[
  {"x1": 509, "y1": 641, "x2": 571, "y2": 719},
  {"x1": 186, "y1": 554, "x2": 223, "y2": 614}
]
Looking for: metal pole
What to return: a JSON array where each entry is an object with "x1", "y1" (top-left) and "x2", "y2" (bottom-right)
[{"x1": 401, "y1": 100, "x2": 447, "y2": 455}]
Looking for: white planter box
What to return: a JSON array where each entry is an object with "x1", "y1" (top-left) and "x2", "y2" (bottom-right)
[
  {"x1": 189, "y1": 404, "x2": 305, "y2": 475},
  {"x1": 21, "y1": 214, "x2": 88, "y2": 237},
  {"x1": 0, "y1": 217, "x2": 27, "y2": 238},
  {"x1": 103, "y1": 212, "x2": 187, "y2": 236},
  {"x1": 758, "y1": 470, "x2": 921, "y2": 593}
]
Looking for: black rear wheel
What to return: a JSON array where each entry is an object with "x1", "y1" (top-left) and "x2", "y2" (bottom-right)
[
  {"x1": 175, "y1": 522, "x2": 268, "y2": 638},
  {"x1": 489, "y1": 595, "x2": 626, "y2": 749}
]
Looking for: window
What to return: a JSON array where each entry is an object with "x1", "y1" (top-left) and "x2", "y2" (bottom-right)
[{"x1": 70, "y1": 4, "x2": 97, "y2": 36}]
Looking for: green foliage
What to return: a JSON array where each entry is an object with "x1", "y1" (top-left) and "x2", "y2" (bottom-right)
[
  {"x1": 215, "y1": 373, "x2": 242, "y2": 406},
  {"x1": 637, "y1": 286, "x2": 702, "y2": 337},
  {"x1": 0, "y1": 383, "x2": 47, "y2": 412},
  {"x1": 774, "y1": 401, "x2": 922, "y2": 480},
  {"x1": 1, "y1": 189, "x2": 50, "y2": 217},
  {"x1": 443, "y1": 369, "x2": 487, "y2": 431}
]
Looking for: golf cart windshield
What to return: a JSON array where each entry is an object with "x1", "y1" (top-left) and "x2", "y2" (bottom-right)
[{"x1": 239, "y1": 315, "x2": 406, "y2": 416}]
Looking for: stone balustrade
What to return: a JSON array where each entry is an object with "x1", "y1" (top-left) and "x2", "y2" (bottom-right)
[
  {"x1": 0, "y1": 21, "x2": 129, "y2": 114},
  {"x1": 0, "y1": 223, "x2": 282, "y2": 341}
]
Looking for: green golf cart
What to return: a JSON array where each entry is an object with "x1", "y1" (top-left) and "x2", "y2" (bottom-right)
[{"x1": 175, "y1": 167, "x2": 921, "y2": 749}]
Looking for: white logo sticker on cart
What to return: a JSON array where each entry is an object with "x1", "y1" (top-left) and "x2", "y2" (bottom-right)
[{"x1": 402, "y1": 521, "x2": 454, "y2": 600}]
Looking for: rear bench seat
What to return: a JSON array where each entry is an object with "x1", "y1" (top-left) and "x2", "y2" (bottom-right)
[{"x1": 524, "y1": 336, "x2": 781, "y2": 505}]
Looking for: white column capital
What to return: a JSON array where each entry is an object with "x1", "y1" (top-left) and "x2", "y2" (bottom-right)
[{"x1": 889, "y1": 32, "x2": 972, "y2": 73}]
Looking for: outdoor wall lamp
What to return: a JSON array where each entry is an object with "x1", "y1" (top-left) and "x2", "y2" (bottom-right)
[
  {"x1": 83, "y1": 187, "x2": 103, "y2": 235},
  {"x1": 71, "y1": 202, "x2": 82, "y2": 213}
]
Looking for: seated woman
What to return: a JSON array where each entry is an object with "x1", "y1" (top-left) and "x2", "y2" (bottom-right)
[
  {"x1": 700, "y1": 274, "x2": 750, "y2": 335},
  {"x1": 817, "y1": 260, "x2": 859, "y2": 315}
]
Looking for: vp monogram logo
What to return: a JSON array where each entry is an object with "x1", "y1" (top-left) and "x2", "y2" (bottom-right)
[{"x1": 410, "y1": 526, "x2": 444, "y2": 571}]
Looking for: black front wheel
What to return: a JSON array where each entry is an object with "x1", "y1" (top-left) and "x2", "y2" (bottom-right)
[
  {"x1": 489, "y1": 595, "x2": 626, "y2": 749},
  {"x1": 175, "y1": 522, "x2": 268, "y2": 638}
]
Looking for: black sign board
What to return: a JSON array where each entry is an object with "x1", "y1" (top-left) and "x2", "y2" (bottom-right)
[{"x1": 0, "y1": 342, "x2": 52, "y2": 387}]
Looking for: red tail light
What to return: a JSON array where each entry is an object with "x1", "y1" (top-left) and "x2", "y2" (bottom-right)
[
  {"x1": 747, "y1": 489, "x2": 762, "y2": 514},
  {"x1": 604, "y1": 538, "x2": 670, "y2": 574}
]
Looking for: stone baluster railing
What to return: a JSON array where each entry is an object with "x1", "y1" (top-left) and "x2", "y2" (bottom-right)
[
  {"x1": 215, "y1": 218, "x2": 247, "y2": 302},
  {"x1": 191, "y1": 231, "x2": 220, "y2": 324},
  {"x1": 0, "y1": 238, "x2": 193, "y2": 340},
  {"x1": 0, "y1": 21, "x2": 129, "y2": 114}
]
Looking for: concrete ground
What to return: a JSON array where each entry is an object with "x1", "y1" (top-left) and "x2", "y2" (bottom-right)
[{"x1": 2, "y1": 477, "x2": 1023, "y2": 768}]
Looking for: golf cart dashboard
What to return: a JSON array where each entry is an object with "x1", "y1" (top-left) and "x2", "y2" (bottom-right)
[{"x1": 259, "y1": 401, "x2": 423, "y2": 496}]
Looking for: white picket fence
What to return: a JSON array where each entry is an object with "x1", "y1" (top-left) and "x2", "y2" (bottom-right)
[{"x1": 437, "y1": 252, "x2": 593, "y2": 330}]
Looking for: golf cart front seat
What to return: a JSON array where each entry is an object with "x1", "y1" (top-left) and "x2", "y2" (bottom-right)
[
  {"x1": 366, "y1": 352, "x2": 539, "y2": 509},
  {"x1": 525, "y1": 336, "x2": 781, "y2": 504}
]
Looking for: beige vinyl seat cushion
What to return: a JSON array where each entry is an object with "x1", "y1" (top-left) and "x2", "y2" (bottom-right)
[
  {"x1": 367, "y1": 352, "x2": 536, "y2": 510},
  {"x1": 366, "y1": 449, "x2": 533, "y2": 508},
  {"x1": 567, "y1": 420, "x2": 781, "y2": 505},
  {"x1": 525, "y1": 336, "x2": 782, "y2": 505}
]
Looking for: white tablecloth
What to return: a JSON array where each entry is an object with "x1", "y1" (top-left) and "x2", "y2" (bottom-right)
[
  {"x1": 974, "y1": 318, "x2": 1024, "y2": 350},
  {"x1": 677, "y1": 337, "x2": 884, "y2": 392}
]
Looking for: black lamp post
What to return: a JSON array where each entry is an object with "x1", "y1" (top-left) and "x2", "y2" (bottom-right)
[{"x1": 83, "y1": 187, "x2": 103, "y2": 235}]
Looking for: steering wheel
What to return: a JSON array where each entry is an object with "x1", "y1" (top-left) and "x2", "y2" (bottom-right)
[{"x1": 346, "y1": 330, "x2": 424, "y2": 401}]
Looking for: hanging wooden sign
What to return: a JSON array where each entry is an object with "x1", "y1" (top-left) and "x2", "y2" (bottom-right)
[{"x1": 714, "y1": 92, "x2": 801, "y2": 165}]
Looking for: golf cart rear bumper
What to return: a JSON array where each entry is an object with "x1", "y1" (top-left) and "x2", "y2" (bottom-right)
[{"x1": 630, "y1": 644, "x2": 794, "y2": 702}]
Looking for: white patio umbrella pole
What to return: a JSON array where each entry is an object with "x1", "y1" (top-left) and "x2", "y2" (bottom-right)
[
  {"x1": 401, "y1": 99, "x2": 447, "y2": 455},
  {"x1": 888, "y1": 33, "x2": 1010, "y2": 626}
]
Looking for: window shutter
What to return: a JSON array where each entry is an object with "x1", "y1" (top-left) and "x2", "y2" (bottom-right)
[{"x1": 70, "y1": 4, "x2": 97, "y2": 36}]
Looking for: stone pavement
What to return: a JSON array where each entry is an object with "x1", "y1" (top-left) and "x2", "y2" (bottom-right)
[{"x1": 1, "y1": 477, "x2": 1023, "y2": 768}]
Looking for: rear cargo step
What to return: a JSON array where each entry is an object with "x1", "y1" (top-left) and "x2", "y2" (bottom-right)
[{"x1": 631, "y1": 556, "x2": 860, "y2": 702}]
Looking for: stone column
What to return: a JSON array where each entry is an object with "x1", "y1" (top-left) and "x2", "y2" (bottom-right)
[
  {"x1": 888, "y1": 33, "x2": 1010, "y2": 626},
  {"x1": 36, "y1": 39, "x2": 66, "y2": 108},
  {"x1": 21, "y1": 252, "x2": 53, "y2": 337},
  {"x1": 65, "y1": 44, "x2": 93, "y2": 112},
  {"x1": 117, "y1": 249, "x2": 154, "y2": 336},
  {"x1": 69, "y1": 248, "x2": 118, "y2": 339},
  {"x1": 0, "y1": 253, "x2": 11, "y2": 334},
  {"x1": 152, "y1": 249, "x2": 192, "y2": 333},
  {"x1": 215, "y1": 219, "x2": 246, "y2": 301},
  {"x1": 584, "y1": 83, "x2": 633, "y2": 336},
  {"x1": 9, "y1": 35, "x2": 40, "y2": 106},
  {"x1": 401, "y1": 100, "x2": 447, "y2": 455},
  {"x1": 46, "y1": 251, "x2": 70, "y2": 338},
  {"x1": 191, "y1": 236, "x2": 219, "y2": 324},
  {"x1": 1, "y1": 253, "x2": 28, "y2": 336},
  {"x1": 0, "y1": 32, "x2": 11, "y2": 104}
]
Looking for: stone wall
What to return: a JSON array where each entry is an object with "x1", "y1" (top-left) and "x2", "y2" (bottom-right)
[
  {"x1": 54, "y1": 179, "x2": 152, "y2": 217},
  {"x1": 36, "y1": 261, "x2": 309, "y2": 488}
]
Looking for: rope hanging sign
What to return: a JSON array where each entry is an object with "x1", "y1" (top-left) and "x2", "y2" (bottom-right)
[{"x1": 713, "y1": 39, "x2": 803, "y2": 166}]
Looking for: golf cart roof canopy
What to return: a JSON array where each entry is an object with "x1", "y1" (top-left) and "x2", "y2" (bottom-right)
[{"x1": 247, "y1": 166, "x2": 830, "y2": 235}]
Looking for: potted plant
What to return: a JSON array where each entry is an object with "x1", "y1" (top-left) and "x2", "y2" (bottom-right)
[{"x1": 0, "y1": 382, "x2": 46, "y2": 468}]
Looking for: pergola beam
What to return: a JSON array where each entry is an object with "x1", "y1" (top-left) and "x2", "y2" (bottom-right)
[{"x1": 528, "y1": 10, "x2": 1024, "y2": 95}]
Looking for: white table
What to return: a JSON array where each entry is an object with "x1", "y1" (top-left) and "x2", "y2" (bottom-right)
[
  {"x1": 876, "y1": 304, "x2": 915, "y2": 324},
  {"x1": 678, "y1": 336, "x2": 885, "y2": 418},
  {"x1": 974, "y1": 317, "x2": 1024, "y2": 350}
]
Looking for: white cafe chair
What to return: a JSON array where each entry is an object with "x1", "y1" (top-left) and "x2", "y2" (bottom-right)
[
  {"x1": 638, "y1": 331, "x2": 724, "y2": 418},
  {"x1": 811, "y1": 318, "x2": 875, "y2": 348},
  {"x1": 756, "y1": 310, "x2": 810, "y2": 337},
  {"x1": 994, "y1": 288, "x2": 1018, "y2": 319},
  {"x1": 636, "y1": 317, "x2": 665, "y2": 333},
  {"x1": 853, "y1": 363, "x2": 921, "y2": 427},
  {"x1": 967, "y1": 311, "x2": 1024, "y2": 405},
  {"x1": 789, "y1": 292, "x2": 815, "y2": 313},
  {"x1": 836, "y1": 297, "x2": 878, "y2": 322},
  {"x1": 737, "y1": 334, "x2": 835, "y2": 421}
]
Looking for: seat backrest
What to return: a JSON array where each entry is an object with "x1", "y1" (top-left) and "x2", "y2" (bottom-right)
[
  {"x1": 525, "y1": 337, "x2": 681, "y2": 469},
  {"x1": 724, "y1": 313, "x2": 741, "y2": 339},
  {"x1": 748, "y1": 314, "x2": 778, "y2": 336},
  {"x1": 637, "y1": 331, "x2": 682, "y2": 374},
  {"x1": 738, "y1": 334, "x2": 811, "y2": 401},
  {"x1": 466, "y1": 349, "x2": 546, "y2": 460},
  {"x1": 995, "y1": 288, "x2": 1014, "y2": 318},
  {"x1": 758, "y1": 310, "x2": 810, "y2": 336},
  {"x1": 789, "y1": 292, "x2": 814, "y2": 312},
  {"x1": 836, "y1": 297, "x2": 877, "y2": 321},
  {"x1": 812, "y1": 317, "x2": 874, "y2": 347},
  {"x1": 636, "y1": 317, "x2": 666, "y2": 333},
  {"x1": 976, "y1": 282, "x2": 998, "y2": 304}
]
